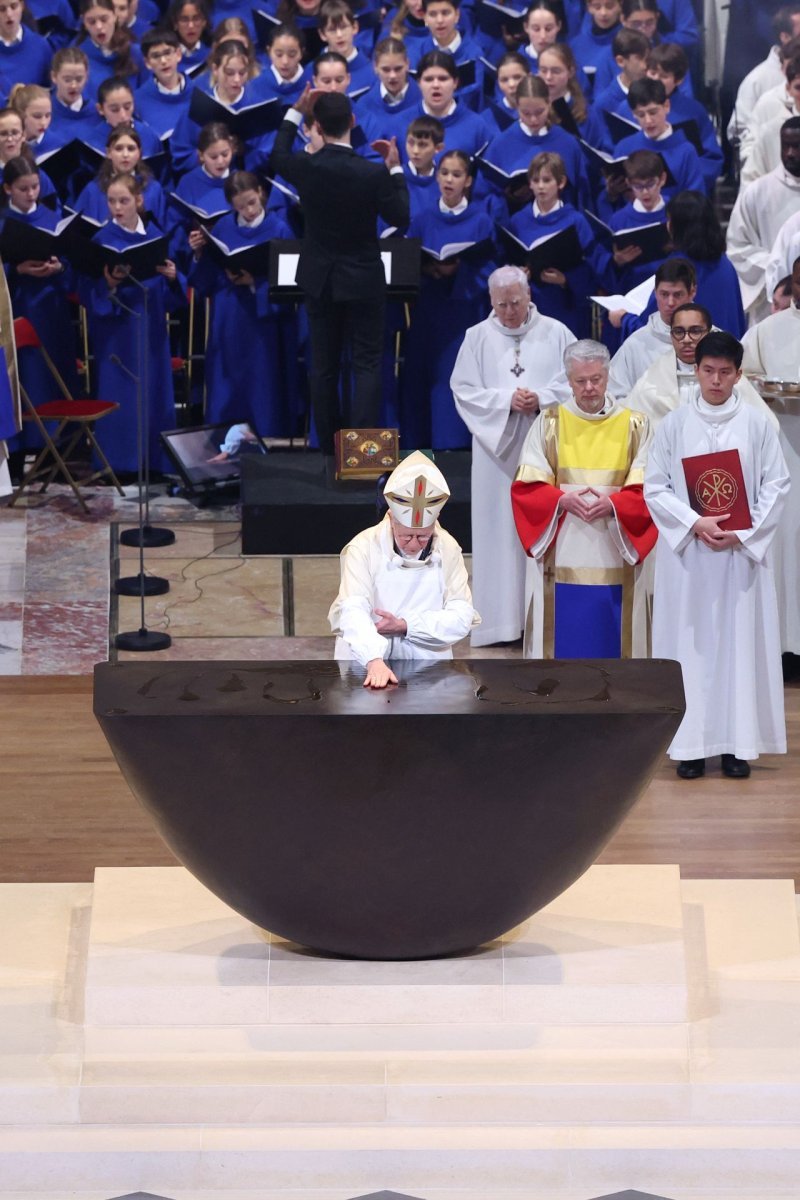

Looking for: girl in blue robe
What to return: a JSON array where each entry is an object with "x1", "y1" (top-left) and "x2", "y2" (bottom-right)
[
  {"x1": 187, "y1": 169, "x2": 300, "y2": 434},
  {"x1": 0, "y1": 1, "x2": 51, "y2": 87},
  {"x1": 401, "y1": 50, "x2": 493, "y2": 160},
  {"x1": 0, "y1": 107, "x2": 58, "y2": 210},
  {"x1": 73, "y1": 0, "x2": 145, "y2": 100},
  {"x1": 81, "y1": 78, "x2": 166, "y2": 183},
  {"x1": 48, "y1": 47, "x2": 98, "y2": 145},
  {"x1": 169, "y1": 120, "x2": 235, "y2": 264},
  {"x1": 537, "y1": 43, "x2": 612, "y2": 150},
  {"x1": 401, "y1": 149, "x2": 497, "y2": 449},
  {"x1": 505, "y1": 150, "x2": 608, "y2": 337},
  {"x1": 483, "y1": 52, "x2": 529, "y2": 137},
  {"x1": 78, "y1": 171, "x2": 185, "y2": 475},
  {"x1": 74, "y1": 124, "x2": 172, "y2": 233},
  {"x1": 355, "y1": 37, "x2": 421, "y2": 142},
  {"x1": 479, "y1": 74, "x2": 591, "y2": 213},
  {"x1": 164, "y1": 0, "x2": 213, "y2": 77},
  {"x1": 1, "y1": 156, "x2": 78, "y2": 451},
  {"x1": 568, "y1": 0, "x2": 621, "y2": 94},
  {"x1": 170, "y1": 37, "x2": 263, "y2": 174}
]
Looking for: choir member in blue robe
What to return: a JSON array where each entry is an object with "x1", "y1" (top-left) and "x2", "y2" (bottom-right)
[
  {"x1": 170, "y1": 38, "x2": 263, "y2": 174},
  {"x1": 187, "y1": 169, "x2": 300, "y2": 434},
  {"x1": 607, "y1": 147, "x2": 668, "y2": 292},
  {"x1": 378, "y1": 0, "x2": 435, "y2": 53},
  {"x1": 593, "y1": 0, "x2": 695, "y2": 94},
  {"x1": 614, "y1": 76, "x2": 703, "y2": 197},
  {"x1": 646, "y1": 42, "x2": 722, "y2": 196},
  {"x1": 1, "y1": 157, "x2": 78, "y2": 444},
  {"x1": 355, "y1": 37, "x2": 421, "y2": 141},
  {"x1": 401, "y1": 149, "x2": 497, "y2": 448},
  {"x1": 0, "y1": 2, "x2": 51, "y2": 87},
  {"x1": 48, "y1": 47, "x2": 100, "y2": 145},
  {"x1": 568, "y1": 0, "x2": 621, "y2": 94},
  {"x1": 29, "y1": 0, "x2": 77, "y2": 50},
  {"x1": 82, "y1": 78, "x2": 166, "y2": 186},
  {"x1": 164, "y1": 0, "x2": 213, "y2": 78},
  {"x1": 78, "y1": 172, "x2": 185, "y2": 475},
  {"x1": 592, "y1": 25, "x2": 649, "y2": 120},
  {"x1": 483, "y1": 53, "x2": 530, "y2": 136},
  {"x1": 403, "y1": 0, "x2": 485, "y2": 112},
  {"x1": 168, "y1": 120, "x2": 235, "y2": 264},
  {"x1": 0, "y1": 108, "x2": 60, "y2": 212},
  {"x1": 479, "y1": 75, "x2": 590, "y2": 212},
  {"x1": 74, "y1": 124, "x2": 172, "y2": 234},
  {"x1": 134, "y1": 30, "x2": 196, "y2": 140},
  {"x1": 504, "y1": 149, "x2": 607, "y2": 338},
  {"x1": 399, "y1": 112, "x2": 443, "y2": 221},
  {"x1": 624, "y1": 190, "x2": 747, "y2": 339},
  {"x1": 249, "y1": 24, "x2": 311, "y2": 103},
  {"x1": 317, "y1": 1, "x2": 375, "y2": 97},
  {"x1": 537, "y1": 43, "x2": 612, "y2": 150},
  {"x1": 74, "y1": 0, "x2": 145, "y2": 100},
  {"x1": 374, "y1": 51, "x2": 492, "y2": 157}
]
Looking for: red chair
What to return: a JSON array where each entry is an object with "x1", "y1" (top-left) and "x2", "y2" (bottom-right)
[{"x1": 9, "y1": 317, "x2": 124, "y2": 513}]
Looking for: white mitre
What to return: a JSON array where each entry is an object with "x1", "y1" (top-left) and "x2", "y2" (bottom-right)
[{"x1": 383, "y1": 451, "x2": 450, "y2": 528}]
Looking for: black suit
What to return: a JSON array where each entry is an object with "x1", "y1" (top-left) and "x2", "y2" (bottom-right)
[{"x1": 270, "y1": 117, "x2": 410, "y2": 453}]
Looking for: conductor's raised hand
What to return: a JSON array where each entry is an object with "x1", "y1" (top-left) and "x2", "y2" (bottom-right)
[
  {"x1": 372, "y1": 136, "x2": 401, "y2": 168},
  {"x1": 293, "y1": 82, "x2": 322, "y2": 119},
  {"x1": 364, "y1": 658, "x2": 399, "y2": 689}
]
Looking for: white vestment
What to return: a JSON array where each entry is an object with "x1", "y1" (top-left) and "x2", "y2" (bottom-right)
[
  {"x1": 625, "y1": 348, "x2": 779, "y2": 430},
  {"x1": 726, "y1": 165, "x2": 800, "y2": 321},
  {"x1": 739, "y1": 83, "x2": 794, "y2": 165},
  {"x1": 727, "y1": 45, "x2": 784, "y2": 144},
  {"x1": 741, "y1": 106, "x2": 800, "y2": 187},
  {"x1": 328, "y1": 514, "x2": 479, "y2": 665},
  {"x1": 644, "y1": 393, "x2": 790, "y2": 760},
  {"x1": 450, "y1": 306, "x2": 575, "y2": 646},
  {"x1": 765, "y1": 208, "x2": 800, "y2": 299},
  {"x1": 608, "y1": 312, "x2": 673, "y2": 401},
  {"x1": 742, "y1": 302, "x2": 800, "y2": 652}
]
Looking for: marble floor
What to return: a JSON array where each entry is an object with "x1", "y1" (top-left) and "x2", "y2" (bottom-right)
[{"x1": 0, "y1": 483, "x2": 511, "y2": 675}]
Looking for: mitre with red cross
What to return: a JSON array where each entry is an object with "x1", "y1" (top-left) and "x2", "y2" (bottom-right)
[{"x1": 383, "y1": 452, "x2": 450, "y2": 528}]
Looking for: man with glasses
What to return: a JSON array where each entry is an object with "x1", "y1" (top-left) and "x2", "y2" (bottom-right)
[
  {"x1": 608, "y1": 258, "x2": 696, "y2": 399},
  {"x1": 328, "y1": 451, "x2": 479, "y2": 689},
  {"x1": 451, "y1": 265, "x2": 575, "y2": 648},
  {"x1": 625, "y1": 302, "x2": 777, "y2": 426}
]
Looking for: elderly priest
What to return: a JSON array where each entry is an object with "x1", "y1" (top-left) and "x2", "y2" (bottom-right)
[
  {"x1": 511, "y1": 340, "x2": 656, "y2": 659},
  {"x1": 328, "y1": 451, "x2": 479, "y2": 689},
  {"x1": 450, "y1": 265, "x2": 575, "y2": 648}
]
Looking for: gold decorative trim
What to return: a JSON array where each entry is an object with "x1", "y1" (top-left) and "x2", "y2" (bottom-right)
[
  {"x1": 554, "y1": 566, "x2": 626, "y2": 586},
  {"x1": 514, "y1": 464, "x2": 555, "y2": 484},
  {"x1": 621, "y1": 563, "x2": 634, "y2": 658},
  {"x1": 556, "y1": 467, "x2": 628, "y2": 487}
]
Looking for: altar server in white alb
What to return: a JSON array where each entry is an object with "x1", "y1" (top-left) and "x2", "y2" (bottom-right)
[
  {"x1": 328, "y1": 451, "x2": 479, "y2": 689},
  {"x1": 450, "y1": 265, "x2": 574, "y2": 647},
  {"x1": 644, "y1": 331, "x2": 790, "y2": 781},
  {"x1": 742, "y1": 255, "x2": 800, "y2": 656}
]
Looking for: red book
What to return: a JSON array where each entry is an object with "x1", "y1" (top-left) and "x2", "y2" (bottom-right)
[{"x1": 681, "y1": 448, "x2": 752, "y2": 531}]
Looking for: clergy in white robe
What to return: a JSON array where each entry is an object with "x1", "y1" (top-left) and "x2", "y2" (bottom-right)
[
  {"x1": 644, "y1": 331, "x2": 790, "y2": 775},
  {"x1": 625, "y1": 302, "x2": 779, "y2": 430},
  {"x1": 328, "y1": 451, "x2": 479, "y2": 688},
  {"x1": 727, "y1": 43, "x2": 785, "y2": 145},
  {"x1": 765, "y1": 202, "x2": 800, "y2": 299},
  {"x1": 727, "y1": 119, "x2": 800, "y2": 323},
  {"x1": 450, "y1": 266, "x2": 575, "y2": 647},
  {"x1": 512, "y1": 341, "x2": 656, "y2": 659},
  {"x1": 608, "y1": 260, "x2": 697, "y2": 400},
  {"x1": 742, "y1": 272, "x2": 800, "y2": 654},
  {"x1": 741, "y1": 98, "x2": 800, "y2": 186},
  {"x1": 739, "y1": 78, "x2": 796, "y2": 165}
]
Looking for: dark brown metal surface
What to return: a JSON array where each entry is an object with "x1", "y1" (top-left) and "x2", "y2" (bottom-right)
[{"x1": 93, "y1": 659, "x2": 684, "y2": 959}]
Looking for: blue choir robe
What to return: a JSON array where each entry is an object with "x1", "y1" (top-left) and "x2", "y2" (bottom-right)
[
  {"x1": 1, "y1": 205, "x2": 79, "y2": 449},
  {"x1": 178, "y1": 42, "x2": 211, "y2": 77},
  {"x1": 168, "y1": 167, "x2": 231, "y2": 267},
  {"x1": 188, "y1": 209, "x2": 301, "y2": 436},
  {"x1": 480, "y1": 121, "x2": 591, "y2": 213},
  {"x1": 344, "y1": 49, "x2": 374, "y2": 99},
  {"x1": 81, "y1": 117, "x2": 164, "y2": 165},
  {"x1": 563, "y1": 96, "x2": 612, "y2": 153},
  {"x1": 402, "y1": 201, "x2": 497, "y2": 449},
  {"x1": 0, "y1": 27, "x2": 52, "y2": 87},
  {"x1": 483, "y1": 94, "x2": 518, "y2": 137},
  {"x1": 355, "y1": 78, "x2": 422, "y2": 142},
  {"x1": 665, "y1": 89, "x2": 723, "y2": 196},
  {"x1": 595, "y1": 50, "x2": 695, "y2": 98},
  {"x1": 377, "y1": 10, "x2": 430, "y2": 47},
  {"x1": 608, "y1": 199, "x2": 669, "y2": 293},
  {"x1": 134, "y1": 75, "x2": 195, "y2": 141},
  {"x1": 78, "y1": 220, "x2": 185, "y2": 473},
  {"x1": 507, "y1": 200, "x2": 607, "y2": 338},
  {"x1": 405, "y1": 34, "x2": 486, "y2": 112},
  {"x1": 169, "y1": 81, "x2": 259, "y2": 176},
  {"x1": 521, "y1": 44, "x2": 592, "y2": 94},
  {"x1": 615, "y1": 128, "x2": 705, "y2": 198},
  {"x1": 48, "y1": 95, "x2": 100, "y2": 142},
  {"x1": 593, "y1": 75, "x2": 632, "y2": 122},
  {"x1": 625, "y1": 251, "x2": 747, "y2": 341},
  {"x1": 568, "y1": 23, "x2": 619, "y2": 97},
  {"x1": 78, "y1": 38, "x2": 146, "y2": 101},
  {"x1": 29, "y1": 0, "x2": 77, "y2": 48},
  {"x1": 75, "y1": 176, "x2": 172, "y2": 235},
  {"x1": 249, "y1": 64, "x2": 312, "y2": 106}
]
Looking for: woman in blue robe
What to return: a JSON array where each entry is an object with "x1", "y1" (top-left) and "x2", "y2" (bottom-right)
[
  {"x1": 401, "y1": 150, "x2": 496, "y2": 449},
  {"x1": 187, "y1": 170, "x2": 299, "y2": 435},
  {"x1": 505, "y1": 149, "x2": 608, "y2": 337},
  {"x1": 78, "y1": 173, "x2": 185, "y2": 475}
]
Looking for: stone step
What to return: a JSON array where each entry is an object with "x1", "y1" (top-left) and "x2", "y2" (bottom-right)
[{"x1": 2, "y1": 1123, "x2": 800, "y2": 1192}]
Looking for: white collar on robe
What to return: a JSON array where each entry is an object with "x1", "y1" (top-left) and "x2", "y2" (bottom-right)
[
  {"x1": 532, "y1": 198, "x2": 563, "y2": 217},
  {"x1": 114, "y1": 216, "x2": 147, "y2": 234},
  {"x1": 8, "y1": 200, "x2": 35, "y2": 214},
  {"x1": 435, "y1": 30, "x2": 461, "y2": 52},
  {"x1": 487, "y1": 304, "x2": 540, "y2": 339},
  {"x1": 422, "y1": 99, "x2": 456, "y2": 118},
  {"x1": 691, "y1": 389, "x2": 742, "y2": 423},
  {"x1": 237, "y1": 208, "x2": 265, "y2": 227},
  {"x1": 520, "y1": 122, "x2": 549, "y2": 137},
  {"x1": 565, "y1": 392, "x2": 617, "y2": 420},
  {"x1": 439, "y1": 195, "x2": 468, "y2": 215},
  {"x1": 380, "y1": 515, "x2": 441, "y2": 569},
  {"x1": 633, "y1": 196, "x2": 665, "y2": 213},
  {"x1": 381, "y1": 82, "x2": 409, "y2": 104}
]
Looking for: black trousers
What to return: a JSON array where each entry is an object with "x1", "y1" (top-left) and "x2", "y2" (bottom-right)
[{"x1": 305, "y1": 287, "x2": 385, "y2": 455}]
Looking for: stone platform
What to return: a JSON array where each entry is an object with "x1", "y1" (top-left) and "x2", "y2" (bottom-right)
[{"x1": 1, "y1": 864, "x2": 800, "y2": 1197}]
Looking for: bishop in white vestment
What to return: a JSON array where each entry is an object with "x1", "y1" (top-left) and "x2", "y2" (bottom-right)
[
  {"x1": 451, "y1": 266, "x2": 575, "y2": 646},
  {"x1": 644, "y1": 332, "x2": 790, "y2": 775}
]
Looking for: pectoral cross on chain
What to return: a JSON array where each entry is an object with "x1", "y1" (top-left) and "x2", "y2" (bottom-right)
[{"x1": 510, "y1": 337, "x2": 524, "y2": 377}]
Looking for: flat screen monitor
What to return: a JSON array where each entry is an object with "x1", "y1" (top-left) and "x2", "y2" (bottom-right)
[{"x1": 161, "y1": 422, "x2": 267, "y2": 489}]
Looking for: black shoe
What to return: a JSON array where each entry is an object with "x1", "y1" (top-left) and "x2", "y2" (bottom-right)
[
  {"x1": 721, "y1": 754, "x2": 751, "y2": 779},
  {"x1": 677, "y1": 758, "x2": 706, "y2": 779}
]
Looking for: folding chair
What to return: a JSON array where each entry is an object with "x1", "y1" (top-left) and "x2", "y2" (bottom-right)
[{"x1": 8, "y1": 317, "x2": 124, "y2": 513}]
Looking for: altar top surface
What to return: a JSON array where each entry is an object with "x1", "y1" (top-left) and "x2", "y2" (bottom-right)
[{"x1": 94, "y1": 659, "x2": 684, "y2": 719}]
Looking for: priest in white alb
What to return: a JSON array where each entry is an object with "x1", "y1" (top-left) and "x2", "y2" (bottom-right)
[
  {"x1": 450, "y1": 265, "x2": 574, "y2": 647},
  {"x1": 511, "y1": 340, "x2": 656, "y2": 659},
  {"x1": 727, "y1": 117, "x2": 800, "y2": 324},
  {"x1": 644, "y1": 331, "x2": 790, "y2": 780},
  {"x1": 328, "y1": 451, "x2": 479, "y2": 688},
  {"x1": 742, "y1": 254, "x2": 800, "y2": 656}
]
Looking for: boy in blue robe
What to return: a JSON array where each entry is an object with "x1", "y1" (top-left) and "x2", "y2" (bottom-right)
[
  {"x1": 613, "y1": 76, "x2": 704, "y2": 197},
  {"x1": 646, "y1": 42, "x2": 722, "y2": 196},
  {"x1": 404, "y1": 0, "x2": 484, "y2": 112},
  {"x1": 318, "y1": 0, "x2": 375, "y2": 96},
  {"x1": 134, "y1": 29, "x2": 196, "y2": 141}
]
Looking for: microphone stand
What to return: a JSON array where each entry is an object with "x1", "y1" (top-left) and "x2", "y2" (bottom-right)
[
  {"x1": 110, "y1": 280, "x2": 171, "y2": 652},
  {"x1": 116, "y1": 272, "x2": 175, "y2": 553}
]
